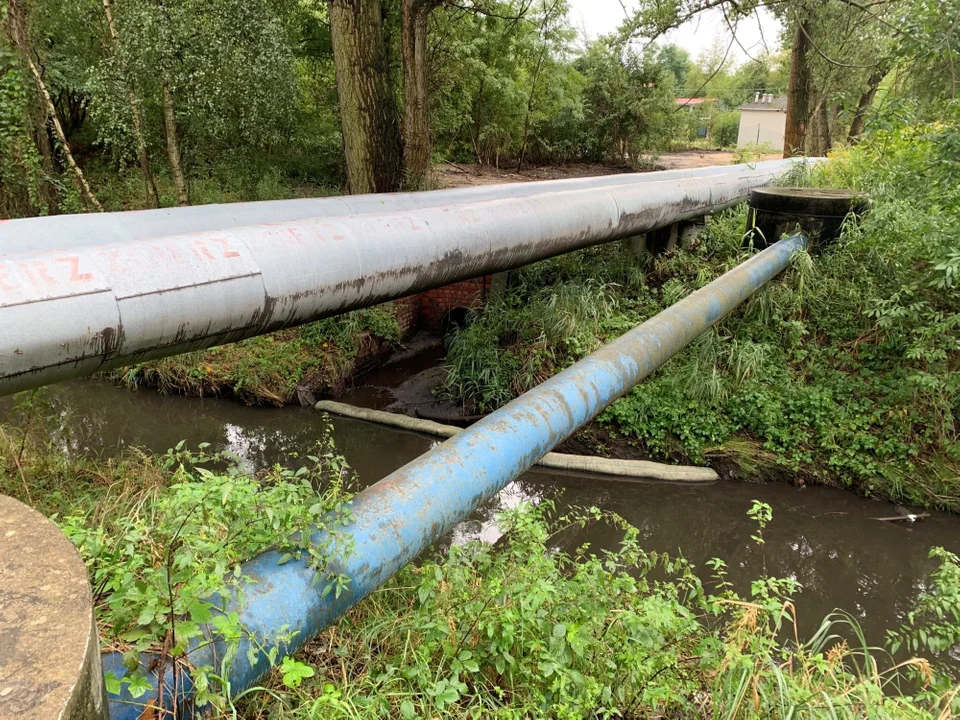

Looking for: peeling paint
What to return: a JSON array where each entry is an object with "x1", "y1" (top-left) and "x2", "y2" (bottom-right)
[
  {"x1": 0, "y1": 167, "x2": 806, "y2": 396},
  {"x1": 102, "y1": 234, "x2": 807, "y2": 720}
]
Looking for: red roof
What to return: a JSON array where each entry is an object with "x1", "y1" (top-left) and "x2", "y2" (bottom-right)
[{"x1": 675, "y1": 97, "x2": 710, "y2": 106}]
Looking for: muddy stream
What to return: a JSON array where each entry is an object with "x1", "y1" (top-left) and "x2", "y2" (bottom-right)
[{"x1": 7, "y1": 373, "x2": 960, "y2": 668}]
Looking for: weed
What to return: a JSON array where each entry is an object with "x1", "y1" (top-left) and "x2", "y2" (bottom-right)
[
  {"x1": 5, "y1": 406, "x2": 960, "y2": 718},
  {"x1": 441, "y1": 112, "x2": 960, "y2": 511},
  {"x1": 114, "y1": 306, "x2": 402, "y2": 406},
  {"x1": 236, "y1": 501, "x2": 960, "y2": 719}
]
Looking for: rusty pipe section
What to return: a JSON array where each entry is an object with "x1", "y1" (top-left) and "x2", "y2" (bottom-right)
[
  {"x1": 1, "y1": 159, "x2": 805, "y2": 254},
  {"x1": 0, "y1": 165, "x2": 794, "y2": 396},
  {"x1": 102, "y1": 234, "x2": 808, "y2": 719}
]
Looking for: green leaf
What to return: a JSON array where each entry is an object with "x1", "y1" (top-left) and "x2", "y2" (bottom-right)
[
  {"x1": 280, "y1": 657, "x2": 315, "y2": 688},
  {"x1": 104, "y1": 673, "x2": 122, "y2": 696},
  {"x1": 127, "y1": 673, "x2": 153, "y2": 699},
  {"x1": 187, "y1": 598, "x2": 212, "y2": 624}
]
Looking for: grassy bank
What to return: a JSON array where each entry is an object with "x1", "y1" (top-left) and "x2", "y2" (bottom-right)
[
  {"x1": 2, "y1": 408, "x2": 960, "y2": 718},
  {"x1": 113, "y1": 306, "x2": 403, "y2": 405},
  {"x1": 443, "y1": 117, "x2": 960, "y2": 513}
]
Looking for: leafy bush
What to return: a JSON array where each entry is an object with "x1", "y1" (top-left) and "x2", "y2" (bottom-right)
[
  {"x1": 240, "y1": 501, "x2": 960, "y2": 719},
  {"x1": 711, "y1": 110, "x2": 741, "y2": 148},
  {"x1": 444, "y1": 276, "x2": 626, "y2": 411},
  {"x1": 66, "y1": 431, "x2": 355, "y2": 707},
  {"x1": 442, "y1": 114, "x2": 960, "y2": 511},
  {"x1": 0, "y1": 402, "x2": 355, "y2": 709}
]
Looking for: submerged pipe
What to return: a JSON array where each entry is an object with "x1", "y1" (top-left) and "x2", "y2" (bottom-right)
[
  {"x1": 102, "y1": 234, "x2": 808, "y2": 719},
  {"x1": 0, "y1": 165, "x2": 797, "y2": 396},
  {"x1": 1, "y1": 160, "x2": 803, "y2": 254}
]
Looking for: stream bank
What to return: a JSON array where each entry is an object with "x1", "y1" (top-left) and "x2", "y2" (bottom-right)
[{"x1": 5, "y1": 378, "x2": 959, "y2": 662}]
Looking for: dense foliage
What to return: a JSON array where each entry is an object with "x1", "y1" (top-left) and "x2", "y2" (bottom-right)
[
  {"x1": 3, "y1": 0, "x2": 957, "y2": 213},
  {"x1": 239, "y1": 500, "x2": 960, "y2": 719},
  {"x1": 114, "y1": 305, "x2": 402, "y2": 405},
  {"x1": 445, "y1": 108, "x2": 960, "y2": 511},
  {"x1": 3, "y1": 412, "x2": 959, "y2": 717},
  {"x1": 0, "y1": 0, "x2": 791, "y2": 217}
]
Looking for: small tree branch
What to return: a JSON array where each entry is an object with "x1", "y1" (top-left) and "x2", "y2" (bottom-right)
[
  {"x1": 21, "y1": 48, "x2": 104, "y2": 211},
  {"x1": 675, "y1": 32, "x2": 736, "y2": 111},
  {"x1": 448, "y1": 0, "x2": 531, "y2": 21},
  {"x1": 797, "y1": 18, "x2": 883, "y2": 69}
]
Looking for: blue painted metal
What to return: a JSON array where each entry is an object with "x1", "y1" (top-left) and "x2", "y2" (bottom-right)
[{"x1": 104, "y1": 234, "x2": 808, "y2": 719}]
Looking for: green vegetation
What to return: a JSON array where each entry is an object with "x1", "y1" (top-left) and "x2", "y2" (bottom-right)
[
  {"x1": 6, "y1": 0, "x2": 954, "y2": 211},
  {"x1": 444, "y1": 110, "x2": 960, "y2": 512},
  {"x1": 3, "y1": 0, "x2": 960, "y2": 715},
  {"x1": 3, "y1": 405, "x2": 960, "y2": 718},
  {"x1": 243, "y1": 501, "x2": 960, "y2": 719},
  {"x1": 113, "y1": 306, "x2": 402, "y2": 405},
  {"x1": 0, "y1": 396, "x2": 356, "y2": 706},
  {"x1": 0, "y1": 0, "x2": 793, "y2": 218}
]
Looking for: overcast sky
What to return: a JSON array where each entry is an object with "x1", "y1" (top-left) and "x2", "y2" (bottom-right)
[{"x1": 566, "y1": 0, "x2": 783, "y2": 68}]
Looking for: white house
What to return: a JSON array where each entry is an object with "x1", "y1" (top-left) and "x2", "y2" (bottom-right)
[{"x1": 737, "y1": 94, "x2": 787, "y2": 151}]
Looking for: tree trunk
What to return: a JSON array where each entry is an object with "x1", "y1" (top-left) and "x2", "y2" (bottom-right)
[
  {"x1": 7, "y1": 0, "x2": 103, "y2": 212},
  {"x1": 517, "y1": 0, "x2": 560, "y2": 172},
  {"x1": 32, "y1": 102, "x2": 59, "y2": 213},
  {"x1": 783, "y1": 20, "x2": 811, "y2": 158},
  {"x1": 816, "y1": 98, "x2": 830, "y2": 153},
  {"x1": 517, "y1": 46, "x2": 546, "y2": 172},
  {"x1": 829, "y1": 103, "x2": 841, "y2": 143},
  {"x1": 162, "y1": 79, "x2": 189, "y2": 206},
  {"x1": 401, "y1": 0, "x2": 434, "y2": 189},
  {"x1": 848, "y1": 67, "x2": 887, "y2": 143},
  {"x1": 471, "y1": 76, "x2": 485, "y2": 165},
  {"x1": 806, "y1": 96, "x2": 831, "y2": 156},
  {"x1": 103, "y1": 0, "x2": 159, "y2": 207},
  {"x1": 13, "y1": 0, "x2": 56, "y2": 213},
  {"x1": 329, "y1": 0, "x2": 402, "y2": 194}
]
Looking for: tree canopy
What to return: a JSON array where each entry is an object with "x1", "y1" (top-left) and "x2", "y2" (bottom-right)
[{"x1": 0, "y1": 0, "x2": 956, "y2": 214}]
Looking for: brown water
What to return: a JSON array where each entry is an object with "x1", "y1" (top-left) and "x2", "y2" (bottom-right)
[{"x1": 8, "y1": 380, "x2": 960, "y2": 662}]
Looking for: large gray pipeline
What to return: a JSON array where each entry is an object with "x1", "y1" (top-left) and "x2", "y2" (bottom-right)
[
  {"x1": 0, "y1": 165, "x2": 797, "y2": 396},
  {"x1": 0, "y1": 160, "x2": 803, "y2": 253}
]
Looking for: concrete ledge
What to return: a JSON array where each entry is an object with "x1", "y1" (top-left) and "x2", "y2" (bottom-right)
[
  {"x1": 0, "y1": 496, "x2": 108, "y2": 720},
  {"x1": 316, "y1": 400, "x2": 718, "y2": 483}
]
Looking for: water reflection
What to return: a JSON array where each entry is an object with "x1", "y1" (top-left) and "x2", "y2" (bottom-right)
[{"x1": 4, "y1": 380, "x2": 960, "y2": 659}]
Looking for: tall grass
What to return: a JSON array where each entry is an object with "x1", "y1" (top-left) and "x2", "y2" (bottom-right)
[
  {"x1": 113, "y1": 305, "x2": 402, "y2": 405},
  {"x1": 440, "y1": 115, "x2": 960, "y2": 511},
  {"x1": 4, "y1": 400, "x2": 959, "y2": 718},
  {"x1": 232, "y1": 501, "x2": 960, "y2": 720}
]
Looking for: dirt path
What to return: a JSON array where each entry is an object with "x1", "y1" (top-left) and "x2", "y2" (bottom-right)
[{"x1": 436, "y1": 150, "x2": 782, "y2": 189}]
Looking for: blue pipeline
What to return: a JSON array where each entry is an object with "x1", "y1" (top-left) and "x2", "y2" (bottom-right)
[{"x1": 103, "y1": 234, "x2": 807, "y2": 719}]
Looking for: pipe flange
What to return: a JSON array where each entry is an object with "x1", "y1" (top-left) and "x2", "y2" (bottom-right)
[{"x1": 745, "y1": 187, "x2": 868, "y2": 252}]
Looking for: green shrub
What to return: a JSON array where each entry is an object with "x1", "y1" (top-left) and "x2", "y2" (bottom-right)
[
  {"x1": 60, "y1": 432, "x2": 354, "y2": 706},
  {"x1": 442, "y1": 112, "x2": 960, "y2": 510},
  {"x1": 240, "y1": 501, "x2": 960, "y2": 719},
  {"x1": 711, "y1": 110, "x2": 741, "y2": 148}
]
